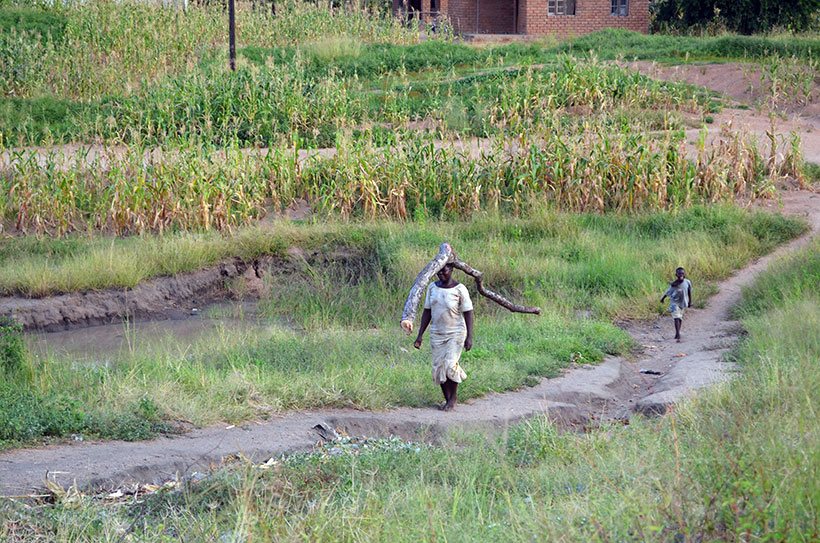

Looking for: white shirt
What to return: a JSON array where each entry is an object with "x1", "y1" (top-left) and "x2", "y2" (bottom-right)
[{"x1": 424, "y1": 283, "x2": 473, "y2": 336}]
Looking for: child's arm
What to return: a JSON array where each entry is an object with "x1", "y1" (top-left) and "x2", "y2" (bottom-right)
[{"x1": 688, "y1": 283, "x2": 693, "y2": 307}]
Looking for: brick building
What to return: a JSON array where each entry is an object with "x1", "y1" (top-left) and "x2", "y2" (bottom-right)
[{"x1": 394, "y1": 0, "x2": 649, "y2": 37}]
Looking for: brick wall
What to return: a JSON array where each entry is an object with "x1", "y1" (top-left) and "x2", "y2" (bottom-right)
[
  {"x1": 442, "y1": 0, "x2": 649, "y2": 36},
  {"x1": 444, "y1": 0, "x2": 477, "y2": 33}
]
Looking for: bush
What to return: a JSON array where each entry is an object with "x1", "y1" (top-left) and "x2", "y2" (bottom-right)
[
  {"x1": 0, "y1": 384, "x2": 86, "y2": 443},
  {"x1": 652, "y1": 0, "x2": 819, "y2": 34},
  {"x1": 0, "y1": 316, "x2": 28, "y2": 377}
]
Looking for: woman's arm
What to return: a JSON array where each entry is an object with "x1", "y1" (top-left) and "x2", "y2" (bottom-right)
[
  {"x1": 414, "y1": 308, "x2": 432, "y2": 349},
  {"x1": 463, "y1": 310, "x2": 473, "y2": 351}
]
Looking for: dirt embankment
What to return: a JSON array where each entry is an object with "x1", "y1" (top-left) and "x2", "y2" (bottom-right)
[
  {"x1": 624, "y1": 61, "x2": 820, "y2": 117},
  {"x1": 0, "y1": 248, "x2": 367, "y2": 332},
  {"x1": 0, "y1": 190, "x2": 816, "y2": 496}
]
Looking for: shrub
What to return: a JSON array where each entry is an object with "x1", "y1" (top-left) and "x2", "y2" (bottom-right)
[{"x1": 0, "y1": 316, "x2": 28, "y2": 377}]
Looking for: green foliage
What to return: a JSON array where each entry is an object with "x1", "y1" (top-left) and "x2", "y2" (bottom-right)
[
  {"x1": 4, "y1": 239, "x2": 815, "y2": 540},
  {"x1": 733, "y1": 239, "x2": 819, "y2": 317},
  {"x1": 562, "y1": 28, "x2": 819, "y2": 60},
  {"x1": 0, "y1": 316, "x2": 27, "y2": 376},
  {"x1": 0, "y1": 6, "x2": 66, "y2": 41},
  {"x1": 0, "y1": 96, "x2": 83, "y2": 144},
  {"x1": 652, "y1": 0, "x2": 820, "y2": 34},
  {"x1": 0, "y1": 382, "x2": 172, "y2": 446},
  {"x1": 0, "y1": 383, "x2": 85, "y2": 443},
  {"x1": 804, "y1": 161, "x2": 820, "y2": 185},
  {"x1": 240, "y1": 39, "x2": 544, "y2": 78}
]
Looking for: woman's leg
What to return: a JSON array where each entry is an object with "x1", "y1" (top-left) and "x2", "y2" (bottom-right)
[
  {"x1": 443, "y1": 380, "x2": 458, "y2": 410},
  {"x1": 439, "y1": 383, "x2": 449, "y2": 408},
  {"x1": 674, "y1": 318, "x2": 682, "y2": 340}
]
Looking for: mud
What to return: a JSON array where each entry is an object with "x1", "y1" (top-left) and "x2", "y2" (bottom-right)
[
  {"x1": 25, "y1": 301, "x2": 275, "y2": 365},
  {"x1": 1, "y1": 189, "x2": 816, "y2": 496},
  {"x1": 0, "y1": 257, "x2": 273, "y2": 332}
]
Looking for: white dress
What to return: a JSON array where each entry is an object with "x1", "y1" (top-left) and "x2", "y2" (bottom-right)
[{"x1": 424, "y1": 283, "x2": 473, "y2": 384}]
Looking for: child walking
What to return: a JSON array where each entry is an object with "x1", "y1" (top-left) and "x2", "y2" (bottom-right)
[{"x1": 660, "y1": 267, "x2": 693, "y2": 342}]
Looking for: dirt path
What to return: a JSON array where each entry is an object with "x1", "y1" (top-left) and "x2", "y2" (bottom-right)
[
  {"x1": 1, "y1": 190, "x2": 816, "y2": 496},
  {"x1": 625, "y1": 61, "x2": 820, "y2": 118}
]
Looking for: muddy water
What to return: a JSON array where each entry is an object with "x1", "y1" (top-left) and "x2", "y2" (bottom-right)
[{"x1": 26, "y1": 301, "x2": 281, "y2": 365}]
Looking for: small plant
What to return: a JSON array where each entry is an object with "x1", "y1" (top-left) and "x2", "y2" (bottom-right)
[{"x1": 0, "y1": 316, "x2": 30, "y2": 379}]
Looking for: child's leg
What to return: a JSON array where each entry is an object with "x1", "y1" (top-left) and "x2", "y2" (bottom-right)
[
  {"x1": 674, "y1": 318, "x2": 682, "y2": 340},
  {"x1": 439, "y1": 383, "x2": 449, "y2": 407}
]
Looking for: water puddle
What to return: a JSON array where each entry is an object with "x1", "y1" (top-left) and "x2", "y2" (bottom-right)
[{"x1": 26, "y1": 301, "x2": 282, "y2": 365}]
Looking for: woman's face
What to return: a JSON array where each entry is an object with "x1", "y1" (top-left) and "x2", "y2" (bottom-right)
[{"x1": 437, "y1": 265, "x2": 453, "y2": 284}]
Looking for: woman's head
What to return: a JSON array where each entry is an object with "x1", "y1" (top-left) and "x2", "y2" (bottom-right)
[{"x1": 437, "y1": 264, "x2": 454, "y2": 283}]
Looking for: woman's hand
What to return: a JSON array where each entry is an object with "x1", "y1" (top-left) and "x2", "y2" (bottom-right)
[
  {"x1": 464, "y1": 336, "x2": 472, "y2": 351},
  {"x1": 413, "y1": 337, "x2": 422, "y2": 349}
]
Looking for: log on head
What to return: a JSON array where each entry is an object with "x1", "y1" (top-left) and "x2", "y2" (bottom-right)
[
  {"x1": 400, "y1": 244, "x2": 541, "y2": 333},
  {"x1": 400, "y1": 243, "x2": 455, "y2": 332}
]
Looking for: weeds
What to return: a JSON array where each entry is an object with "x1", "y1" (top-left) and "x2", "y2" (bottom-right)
[
  {"x1": 0, "y1": 316, "x2": 28, "y2": 379},
  {"x1": 4, "y1": 238, "x2": 815, "y2": 541}
]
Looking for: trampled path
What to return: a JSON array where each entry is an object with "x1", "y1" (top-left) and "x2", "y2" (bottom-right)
[{"x1": 1, "y1": 190, "x2": 817, "y2": 496}]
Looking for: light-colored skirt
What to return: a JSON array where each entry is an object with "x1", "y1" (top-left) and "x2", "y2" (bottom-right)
[
  {"x1": 430, "y1": 331, "x2": 468, "y2": 385},
  {"x1": 670, "y1": 305, "x2": 685, "y2": 319}
]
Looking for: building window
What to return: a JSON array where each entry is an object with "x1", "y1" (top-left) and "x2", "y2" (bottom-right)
[
  {"x1": 611, "y1": 0, "x2": 628, "y2": 16},
  {"x1": 548, "y1": 0, "x2": 576, "y2": 16}
]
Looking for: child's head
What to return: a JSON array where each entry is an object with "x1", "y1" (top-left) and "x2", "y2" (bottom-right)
[{"x1": 675, "y1": 267, "x2": 686, "y2": 280}]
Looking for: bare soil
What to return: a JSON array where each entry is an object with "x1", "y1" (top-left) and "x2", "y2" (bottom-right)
[
  {"x1": 621, "y1": 61, "x2": 820, "y2": 165},
  {"x1": 625, "y1": 61, "x2": 820, "y2": 118},
  {"x1": 1, "y1": 189, "x2": 816, "y2": 496}
]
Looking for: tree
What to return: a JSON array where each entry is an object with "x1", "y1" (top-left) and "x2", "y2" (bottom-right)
[{"x1": 652, "y1": 0, "x2": 819, "y2": 34}]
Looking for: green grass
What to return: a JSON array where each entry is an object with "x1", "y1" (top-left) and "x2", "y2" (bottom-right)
[
  {"x1": 560, "y1": 28, "x2": 820, "y2": 62},
  {"x1": 3, "y1": 239, "x2": 816, "y2": 541},
  {"x1": 0, "y1": 206, "x2": 805, "y2": 448},
  {"x1": 0, "y1": 6, "x2": 66, "y2": 42},
  {"x1": 0, "y1": 54, "x2": 715, "y2": 148},
  {"x1": 0, "y1": 96, "x2": 83, "y2": 145},
  {"x1": 5, "y1": 14, "x2": 816, "y2": 147},
  {"x1": 803, "y1": 162, "x2": 820, "y2": 186}
]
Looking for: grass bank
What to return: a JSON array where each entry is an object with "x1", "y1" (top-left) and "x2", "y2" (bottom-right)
[
  {"x1": 4, "y1": 240, "x2": 815, "y2": 541},
  {"x1": 0, "y1": 206, "x2": 805, "y2": 448}
]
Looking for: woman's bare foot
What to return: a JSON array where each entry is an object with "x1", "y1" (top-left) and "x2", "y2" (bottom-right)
[{"x1": 442, "y1": 402, "x2": 455, "y2": 411}]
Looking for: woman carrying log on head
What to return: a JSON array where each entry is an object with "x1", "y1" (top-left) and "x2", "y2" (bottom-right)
[
  {"x1": 402, "y1": 243, "x2": 538, "y2": 412},
  {"x1": 412, "y1": 263, "x2": 474, "y2": 411}
]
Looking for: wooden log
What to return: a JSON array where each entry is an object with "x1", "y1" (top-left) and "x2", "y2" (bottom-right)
[
  {"x1": 400, "y1": 243, "x2": 455, "y2": 332},
  {"x1": 400, "y1": 244, "x2": 540, "y2": 333},
  {"x1": 452, "y1": 260, "x2": 541, "y2": 315}
]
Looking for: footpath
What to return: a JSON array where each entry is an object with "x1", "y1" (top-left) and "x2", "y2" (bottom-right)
[{"x1": 1, "y1": 191, "x2": 817, "y2": 496}]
